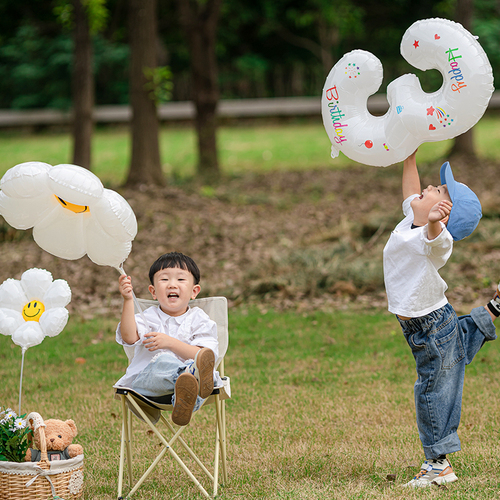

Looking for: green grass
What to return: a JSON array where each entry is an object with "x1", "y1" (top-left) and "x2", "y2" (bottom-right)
[
  {"x1": 0, "y1": 309, "x2": 499, "y2": 499},
  {"x1": 0, "y1": 118, "x2": 499, "y2": 498},
  {"x1": 0, "y1": 114, "x2": 499, "y2": 185}
]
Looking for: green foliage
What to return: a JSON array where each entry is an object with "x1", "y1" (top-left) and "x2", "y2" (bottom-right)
[
  {"x1": 0, "y1": 0, "x2": 499, "y2": 107},
  {"x1": 143, "y1": 66, "x2": 173, "y2": 106},
  {"x1": 0, "y1": 408, "x2": 32, "y2": 462},
  {"x1": 0, "y1": 25, "x2": 72, "y2": 109},
  {"x1": 0, "y1": 23, "x2": 129, "y2": 109},
  {"x1": 53, "y1": 1, "x2": 73, "y2": 31},
  {"x1": 93, "y1": 35, "x2": 130, "y2": 105},
  {"x1": 84, "y1": 0, "x2": 109, "y2": 34},
  {"x1": 54, "y1": 0, "x2": 109, "y2": 34}
]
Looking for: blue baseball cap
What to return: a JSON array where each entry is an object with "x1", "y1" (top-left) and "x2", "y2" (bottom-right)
[{"x1": 440, "y1": 161, "x2": 482, "y2": 241}]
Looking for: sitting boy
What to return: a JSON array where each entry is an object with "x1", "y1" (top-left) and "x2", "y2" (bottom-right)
[
  {"x1": 115, "y1": 252, "x2": 220, "y2": 426},
  {"x1": 383, "y1": 150, "x2": 498, "y2": 487}
]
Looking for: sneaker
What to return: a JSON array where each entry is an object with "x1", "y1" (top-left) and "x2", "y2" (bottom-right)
[
  {"x1": 186, "y1": 348, "x2": 215, "y2": 399},
  {"x1": 403, "y1": 458, "x2": 458, "y2": 488},
  {"x1": 488, "y1": 282, "x2": 500, "y2": 316},
  {"x1": 171, "y1": 372, "x2": 198, "y2": 426}
]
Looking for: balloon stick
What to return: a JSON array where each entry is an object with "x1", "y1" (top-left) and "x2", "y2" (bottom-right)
[
  {"x1": 116, "y1": 265, "x2": 152, "y2": 332},
  {"x1": 18, "y1": 347, "x2": 26, "y2": 416}
]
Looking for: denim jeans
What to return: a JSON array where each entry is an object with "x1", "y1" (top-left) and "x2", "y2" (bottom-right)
[
  {"x1": 131, "y1": 352, "x2": 204, "y2": 412},
  {"x1": 398, "y1": 304, "x2": 496, "y2": 459}
]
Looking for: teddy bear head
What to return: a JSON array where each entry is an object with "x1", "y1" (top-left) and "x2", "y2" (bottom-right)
[{"x1": 35, "y1": 419, "x2": 78, "y2": 452}]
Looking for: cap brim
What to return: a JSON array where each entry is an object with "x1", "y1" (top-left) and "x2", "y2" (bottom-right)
[{"x1": 440, "y1": 161, "x2": 456, "y2": 201}]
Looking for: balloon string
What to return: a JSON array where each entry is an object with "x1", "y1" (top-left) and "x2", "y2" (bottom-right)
[
  {"x1": 116, "y1": 265, "x2": 152, "y2": 332},
  {"x1": 18, "y1": 347, "x2": 26, "y2": 416}
]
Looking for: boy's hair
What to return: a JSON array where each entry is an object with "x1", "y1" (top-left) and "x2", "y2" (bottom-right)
[{"x1": 149, "y1": 252, "x2": 201, "y2": 285}]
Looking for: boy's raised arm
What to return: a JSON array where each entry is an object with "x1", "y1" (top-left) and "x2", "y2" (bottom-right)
[
  {"x1": 402, "y1": 150, "x2": 421, "y2": 200},
  {"x1": 119, "y1": 274, "x2": 140, "y2": 345}
]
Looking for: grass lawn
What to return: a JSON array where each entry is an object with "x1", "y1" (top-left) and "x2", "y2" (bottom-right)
[
  {"x1": 0, "y1": 308, "x2": 499, "y2": 499},
  {"x1": 0, "y1": 117, "x2": 499, "y2": 498},
  {"x1": 0, "y1": 114, "x2": 498, "y2": 185}
]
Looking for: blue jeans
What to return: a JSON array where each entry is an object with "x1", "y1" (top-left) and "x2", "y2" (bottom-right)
[
  {"x1": 131, "y1": 352, "x2": 204, "y2": 412},
  {"x1": 398, "y1": 304, "x2": 496, "y2": 459}
]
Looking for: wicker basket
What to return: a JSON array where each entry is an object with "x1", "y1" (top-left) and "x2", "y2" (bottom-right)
[{"x1": 0, "y1": 412, "x2": 84, "y2": 500}]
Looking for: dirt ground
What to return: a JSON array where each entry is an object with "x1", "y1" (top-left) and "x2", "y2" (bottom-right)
[{"x1": 0, "y1": 156, "x2": 499, "y2": 320}]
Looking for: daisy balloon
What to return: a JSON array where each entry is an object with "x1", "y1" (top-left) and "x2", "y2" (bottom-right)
[
  {"x1": 0, "y1": 162, "x2": 137, "y2": 269},
  {"x1": 0, "y1": 268, "x2": 71, "y2": 350}
]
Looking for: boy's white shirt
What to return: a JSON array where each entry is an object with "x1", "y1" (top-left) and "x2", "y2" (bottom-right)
[
  {"x1": 383, "y1": 194, "x2": 454, "y2": 318},
  {"x1": 114, "y1": 305, "x2": 218, "y2": 388}
]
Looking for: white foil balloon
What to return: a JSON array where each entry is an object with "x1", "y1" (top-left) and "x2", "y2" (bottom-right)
[
  {"x1": 0, "y1": 268, "x2": 71, "y2": 350},
  {"x1": 322, "y1": 18, "x2": 494, "y2": 167},
  {"x1": 0, "y1": 162, "x2": 138, "y2": 268}
]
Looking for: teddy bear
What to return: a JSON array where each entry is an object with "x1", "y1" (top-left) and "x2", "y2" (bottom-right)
[{"x1": 25, "y1": 418, "x2": 83, "y2": 462}]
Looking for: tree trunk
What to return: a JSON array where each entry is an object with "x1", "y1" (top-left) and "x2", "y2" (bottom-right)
[
  {"x1": 448, "y1": 0, "x2": 476, "y2": 159},
  {"x1": 72, "y1": 0, "x2": 93, "y2": 170},
  {"x1": 178, "y1": 0, "x2": 222, "y2": 181},
  {"x1": 125, "y1": 0, "x2": 164, "y2": 187}
]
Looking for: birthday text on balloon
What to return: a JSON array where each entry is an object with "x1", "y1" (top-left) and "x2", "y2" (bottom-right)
[
  {"x1": 325, "y1": 86, "x2": 348, "y2": 144},
  {"x1": 446, "y1": 48, "x2": 467, "y2": 93}
]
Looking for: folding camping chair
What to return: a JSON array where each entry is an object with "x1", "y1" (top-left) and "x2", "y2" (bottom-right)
[{"x1": 115, "y1": 296, "x2": 230, "y2": 499}]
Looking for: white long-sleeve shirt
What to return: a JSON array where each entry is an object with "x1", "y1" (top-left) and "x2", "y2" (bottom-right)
[
  {"x1": 383, "y1": 194, "x2": 453, "y2": 318},
  {"x1": 115, "y1": 305, "x2": 218, "y2": 388}
]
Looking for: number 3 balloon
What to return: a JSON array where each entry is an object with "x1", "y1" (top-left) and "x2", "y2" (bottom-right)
[{"x1": 321, "y1": 18, "x2": 494, "y2": 167}]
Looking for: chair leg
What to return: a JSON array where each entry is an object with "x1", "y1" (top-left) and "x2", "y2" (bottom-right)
[
  {"x1": 217, "y1": 397, "x2": 228, "y2": 483},
  {"x1": 118, "y1": 395, "x2": 133, "y2": 498},
  {"x1": 125, "y1": 394, "x2": 212, "y2": 499},
  {"x1": 213, "y1": 414, "x2": 220, "y2": 497}
]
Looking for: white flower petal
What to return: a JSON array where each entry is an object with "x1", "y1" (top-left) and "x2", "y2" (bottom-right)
[
  {"x1": 0, "y1": 309, "x2": 24, "y2": 336},
  {"x1": 0, "y1": 162, "x2": 51, "y2": 198},
  {"x1": 48, "y1": 164, "x2": 103, "y2": 205},
  {"x1": 85, "y1": 218, "x2": 132, "y2": 267},
  {"x1": 0, "y1": 192, "x2": 55, "y2": 230},
  {"x1": 21, "y1": 268, "x2": 53, "y2": 300},
  {"x1": 92, "y1": 188, "x2": 138, "y2": 242},
  {"x1": 0, "y1": 279, "x2": 27, "y2": 310},
  {"x1": 12, "y1": 322, "x2": 45, "y2": 349},
  {"x1": 39, "y1": 308, "x2": 68, "y2": 337},
  {"x1": 33, "y1": 206, "x2": 87, "y2": 260},
  {"x1": 42, "y1": 280, "x2": 71, "y2": 308}
]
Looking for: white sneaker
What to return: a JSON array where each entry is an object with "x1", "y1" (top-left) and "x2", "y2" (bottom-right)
[
  {"x1": 488, "y1": 282, "x2": 500, "y2": 316},
  {"x1": 403, "y1": 458, "x2": 458, "y2": 488}
]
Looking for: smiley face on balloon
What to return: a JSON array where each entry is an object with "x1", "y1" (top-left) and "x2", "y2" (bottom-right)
[
  {"x1": 22, "y1": 301, "x2": 45, "y2": 322},
  {"x1": 322, "y1": 18, "x2": 494, "y2": 167}
]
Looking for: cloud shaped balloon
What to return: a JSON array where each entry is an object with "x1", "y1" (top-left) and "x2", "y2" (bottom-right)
[
  {"x1": 0, "y1": 162, "x2": 137, "y2": 269},
  {"x1": 321, "y1": 18, "x2": 494, "y2": 167},
  {"x1": 0, "y1": 268, "x2": 71, "y2": 350}
]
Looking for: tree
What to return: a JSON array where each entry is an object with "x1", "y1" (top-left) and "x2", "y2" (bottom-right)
[
  {"x1": 125, "y1": 0, "x2": 164, "y2": 186},
  {"x1": 72, "y1": 0, "x2": 94, "y2": 169},
  {"x1": 55, "y1": 0, "x2": 108, "y2": 170},
  {"x1": 448, "y1": 0, "x2": 476, "y2": 160},
  {"x1": 178, "y1": 0, "x2": 222, "y2": 180}
]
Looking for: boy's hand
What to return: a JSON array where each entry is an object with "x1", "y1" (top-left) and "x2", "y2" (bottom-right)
[
  {"x1": 143, "y1": 331, "x2": 169, "y2": 351},
  {"x1": 429, "y1": 200, "x2": 453, "y2": 223},
  {"x1": 119, "y1": 274, "x2": 134, "y2": 301}
]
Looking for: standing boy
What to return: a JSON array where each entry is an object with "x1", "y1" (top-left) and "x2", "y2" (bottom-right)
[{"x1": 383, "y1": 150, "x2": 499, "y2": 487}]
